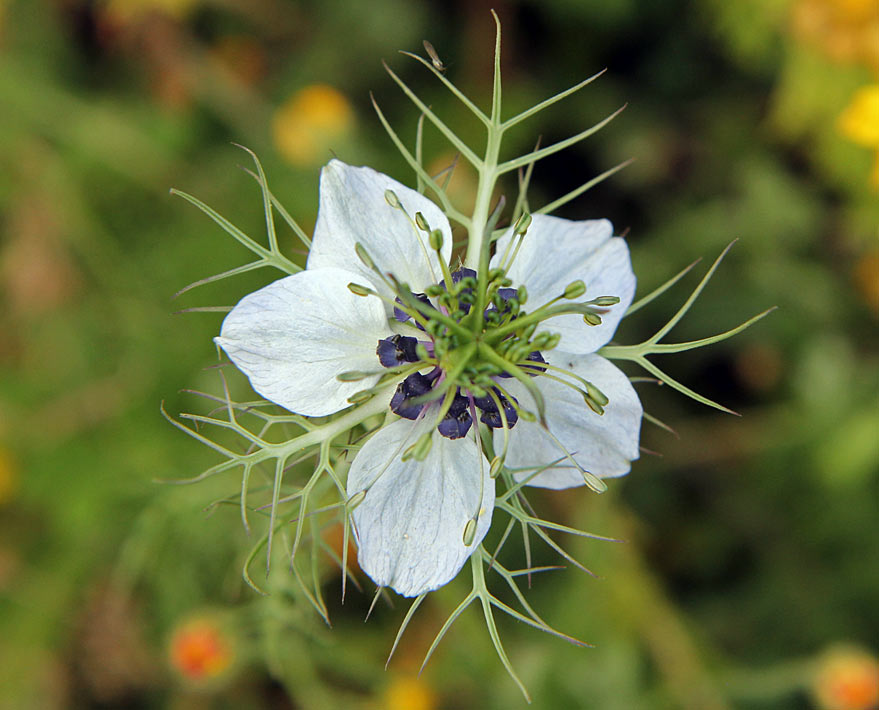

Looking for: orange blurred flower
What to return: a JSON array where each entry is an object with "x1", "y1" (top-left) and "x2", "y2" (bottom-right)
[
  {"x1": 811, "y1": 645, "x2": 879, "y2": 710},
  {"x1": 168, "y1": 615, "x2": 235, "y2": 685},
  {"x1": 383, "y1": 675, "x2": 437, "y2": 710},
  {"x1": 791, "y1": 0, "x2": 879, "y2": 71},
  {"x1": 272, "y1": 85, "x2": 355, "y2": 166}
]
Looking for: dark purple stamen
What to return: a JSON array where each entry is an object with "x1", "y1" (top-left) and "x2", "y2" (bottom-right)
[
  {"x1": 377, "y1": 269, "x2": 541, "y2": 440},
  {"x1": 474, "y1": 388, "x2": 519, "y2": 428},
  {"x1": 394, "y1": 292, "x2": 433, "y2": 327},
  {"x1": 497, "y1": 350, "x2": 547, "y2": 378},
  {"x1": 376, "y1": 334, "x2": 421, "y2": 367},
  {"x1": 439, "y1": 268, "x2": 477, "y2": 315},
  {"x1": 436, "y1": 391, "x2": 472, "y2": 439},
  {"x1": 390, "y1": 373, "x2": 433, "y2": 420}
]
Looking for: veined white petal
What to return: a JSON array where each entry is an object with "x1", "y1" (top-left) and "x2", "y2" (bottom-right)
[
  {"x1": 215, "y1": 267, "x2": 389, "y2": 417},
  {"x1": 347, "y1": 418, "x2": 494, "y2": 597},
  {"x1": 491, "y1": 214, "x2": 635, "y2": 353},
  {"x1": 308, "y1": 160, "x2": 453, "y2": 308},
  {"x1": 499, "y1": 351, "x2": 642, "y2": 489}
]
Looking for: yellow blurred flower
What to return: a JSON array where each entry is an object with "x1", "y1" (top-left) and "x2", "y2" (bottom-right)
[
  {"x1": 0, "y1": 447, "x2": 17, "y2": 506},
  {"x1": 811, "y1": 645, "x2": 879, "y2": 710},
  {"x1": 272, "y1": 85, "x2": 355, "y2": 167},
  {"x1": 168, "y1": 615, "x2": 235, "y2": 685},
  {"x1": 838, "y1": 84, "x2": 879, "y2": 187},
  {"x1": 383, "y1": 675, "x2": 437, "y2": 710}
]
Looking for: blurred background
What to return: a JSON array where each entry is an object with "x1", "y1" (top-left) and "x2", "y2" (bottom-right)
[{"x1": 0, "y1": 0, "x2": 877, "y2": 708}]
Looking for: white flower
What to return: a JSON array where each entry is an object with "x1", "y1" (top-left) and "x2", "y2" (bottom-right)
[{"x1": 215, "y1": 160, "x2": 642, "y2": 597}]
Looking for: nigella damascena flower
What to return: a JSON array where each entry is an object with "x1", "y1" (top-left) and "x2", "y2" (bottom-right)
[{"x1": 215, "y1": 159, "x2": 642, "y2": 597}]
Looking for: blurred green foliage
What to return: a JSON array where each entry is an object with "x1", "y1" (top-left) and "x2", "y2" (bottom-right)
[{"x1": 0, "y1": 0, "x2": 876, "y2": 708}]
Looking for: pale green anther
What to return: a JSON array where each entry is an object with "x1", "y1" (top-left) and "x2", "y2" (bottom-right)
[
  {"x1": 384, "y1": 188, "x2": 401, "y2": 208},
  {"x1": 488, "y1": 267, "x2": 506, "y2": 281},
  {"x1": 337, "y1": 370, "x2": 368, "y2": 382},
  {"x1": 412, "y1": 431, "x2": 433, "y2": 461},
  {"x1": 585, "y1": 382, "x2": 609, "y2": 406},
  {"x1": 469, "y1": 384, "x2": 488, "y2": 398},
  {"x1": 347, "y1": 282, "x2": 372, "y2": 297},
  {"x1": 583, "y1": 394, "x2": 605, "y2": 416},
  {"x1": 581, "y1": 469, "x2": 608, "y2": 494},
  {"x1": 414, "y1": 211, "x2": 430, "y2": 231},
  {"x1": 347, "y1": 490, "x2": 367, "y2": 510},
  {"x1": 517, "y1": 284, "x2": 528, "y2": 305},
  {"x1": 425, "y1": 284, "x2": 445, "y2": 297},
  {"x1": 564, "y1": 280, "x2": 586, "y2": 299},
  {"x1": 347, "y1": 390, "x2": 374, "y2": 404},
  {"x1": 514, "y1": 212, "x2": 532, "y2": 236},
  {"x1": 489, "y1": 456, "x2": 504, "y2": 478},
  {"x1": 518, "y1": 409, "x2": 537, "y2": 423},
  {"x1": 583, "y1": 311, "x2": 603, "y2": 326},
  {"x1": 354, "y1": 243, "x2": 375, "y2": 269},
  {"x1": 520, "y1": 322, "x2": 537, "y2": 340},
  {"x1": 462, "y1": 517, "x2": 478, "y2": 546},
  {"x1": 429, "y1": 228, "x2": 444, "y2": 251},
  {"x1": 542, "y1": 333, "x2": 561, "y2": 350},
  {"x1": 590, "y1": 295, "x2": 621, "y2": 307},
  {"x1": 415, "y1": 343, "x2": 430, "y2": 361}
]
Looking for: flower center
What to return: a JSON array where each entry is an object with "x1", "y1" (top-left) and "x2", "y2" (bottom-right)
[{"x1": 376, "y1": 268, "x2": 546, "y2": 440}]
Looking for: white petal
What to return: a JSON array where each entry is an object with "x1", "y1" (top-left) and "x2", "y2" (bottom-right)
[
  {"x1": 215, "y1": 267, "x2": 389, "y2": 417},
  {"x1": 491, "y1": 214, "x2": 635, "y2": 353},
  {"x1": 499, "y1": 350, "x2": 642, "y2": 489},
  {"x1": 308, "y1": 160, "x2": 453, "y2": 309},
  {"x1": 347, "y1": 418, "x2": 494, "y2": 597}
]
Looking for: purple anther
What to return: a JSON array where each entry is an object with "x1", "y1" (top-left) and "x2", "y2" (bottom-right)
[
  {"x1": 393, "y1": 292, "x2": 433, "y2": 326},
  {"x1": 437, "y1": 392, "x2": 473, "y2": 439},
  {"x1": 497, "y1": 349, "x2": 547, "y2": 378},
  {"x1": 376, "y1": 334, "x2": 421, "y2": 368},
  {"x1": 389, "y1": 372, "x2": 432, "y2": 420},
  {"x1": 474, "y1": 389, "x2": 519, "y2": 429}
]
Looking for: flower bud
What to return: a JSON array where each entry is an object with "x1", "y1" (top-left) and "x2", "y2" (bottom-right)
[{"x1": 563, "y1": 280, "x2": 586, "y2": 299}]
